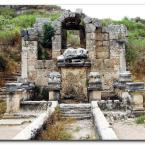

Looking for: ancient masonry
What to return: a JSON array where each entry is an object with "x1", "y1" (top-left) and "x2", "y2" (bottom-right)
[
  {"x1": 1, "y1": 9, "x2": 145, "y2": 140},
  {"x1": 6, "y1": 9, "x2": 142, "y2": 107},
  {"x1": 19, "y1": 9, "x2": 145, "y2": 104}
]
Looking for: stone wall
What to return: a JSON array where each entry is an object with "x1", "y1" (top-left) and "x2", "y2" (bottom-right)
[
  {"x1": 61, "y1": 67, "x2": 89, "y2": 102},
  {"x1": 91, "y1": 25, "x2": 127, "y2": 90},
  {"x1": 21, "y1": 9, "x2": 128, "y2": 101}
]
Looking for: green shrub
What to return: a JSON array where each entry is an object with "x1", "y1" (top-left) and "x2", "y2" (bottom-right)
[
  {"x1": 11, "y1": 14, "x2": 36, "y2": 28},
  {"x1": 136, "y1": 115, "x2": 145, "y2": 124},
  {"x1": 0, "y1": 7, "x2": 16, "y2": 18},
  {"x1": 67, "y1": 30, "x2": 80, "y2": 47},
  {"x1": 101, "y1": 18, "x2": 113, "y2": 26},
  {"x1": 126, "y1": 38, "x2": 145, "y2": 73},
  {"x1": 42, "y1": 23, "x2": 55, "y2": 48}
]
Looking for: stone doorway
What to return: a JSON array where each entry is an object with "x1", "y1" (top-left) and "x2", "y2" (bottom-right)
[{"x1": 61, "y1": 15, "x2": 86, "y2": 52}]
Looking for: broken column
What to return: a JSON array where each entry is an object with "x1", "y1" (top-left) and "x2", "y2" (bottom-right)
[
  {"x1": 126, "y1": 82, "x2": 145, "y2": 111},
  {"x1": 48, "y1": 72, "x2": 61, "y2": 101},
  {"x1": 5, "y1": 83, "x2": 25, "y2": 115},
  {"x1": 88, "y1": 72, "x2": 102, "y2": 102},
  {"x1": 114, "y1": 71, "x2": 145, "y2": 111},
  {"x1": 4, "y1": 81, "x2": 35, "y2": 116}
]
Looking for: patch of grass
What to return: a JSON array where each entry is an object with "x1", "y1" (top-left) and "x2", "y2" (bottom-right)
[
  {"x1": 136, "y1": 115, "x2": 145, "y2": 124},
  {"x1": 0, "y1": 99, "x2": 6, "y2": 118},
  {"x1": 0, "y1": 8, "x2": 61, "y2": 42},
  {"x1": 37, "y1": 107, "x2": 75, "y2": 140},
  {"x1": 67, "y1": 30, "x2": 81, "y2": 47}
]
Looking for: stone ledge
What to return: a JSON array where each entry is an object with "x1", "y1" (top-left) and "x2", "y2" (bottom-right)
[
  {"x1": 91, "y1": 101, "x2": 118, "y2": 140},
  {"x1": 57, "y1": 61, "x2": 91, "y2": 67},
  {"x1": 12, "y1": 101, "x2": 58, "y2": 140}
]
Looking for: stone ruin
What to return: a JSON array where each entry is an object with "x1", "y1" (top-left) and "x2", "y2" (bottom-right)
[{"x1": 4, "y1": 9, "x2": 145, "y2": 115}]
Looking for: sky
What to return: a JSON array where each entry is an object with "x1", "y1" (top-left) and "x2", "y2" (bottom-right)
[
  {"x1": 0, "y1": 0, "x2": 145, "y2": 20},
  {"x1": 59, "y1": 4, "x2": 145, "y2": 20}
]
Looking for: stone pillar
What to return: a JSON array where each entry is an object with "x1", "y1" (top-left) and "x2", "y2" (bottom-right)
[
  {"x1": 131, "y1": 94, "x2": 144, "y2": 111},
  {"x1": 119, "y1": 46, "x2": 127, "y2": 72},
  {"x1": 126, "y1": 82, "x2": 145, "y2": 111},
  {"x1": 48, "y1": 72, "x2": 61, "y2": 101},
  {"x1": 88, "y1": 72, "x2": 102, "y2": 102},
  {"x1": 80, "y1": 28, "x2": 86, "y2": 48},
  {"x1": 21, "y1": 40, "x2": 38, "y2": 81},
  {"x1": 5, "y1": 89, "x2": 23, "y2": 115},
  {"x1": 52, "y1": 35, "x2": 62, "y2": 58},
  {"x1": 86, "y1": 24, "x2": 96, "y2": 64},
  {"x1": 4, "y1": 81, "x2": 34, "y2": 116},
  {"x1": 21, "y1": 39, "x2": 28, "y2": 78}
]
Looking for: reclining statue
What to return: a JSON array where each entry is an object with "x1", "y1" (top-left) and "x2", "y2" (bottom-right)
[{"x1": 57, "y1": 47, "x2": 88, "y2": 63}]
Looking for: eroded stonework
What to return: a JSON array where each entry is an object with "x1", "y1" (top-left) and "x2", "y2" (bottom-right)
[{"x1": 21, "y1": 9, "x2": 129, "y2": 101}]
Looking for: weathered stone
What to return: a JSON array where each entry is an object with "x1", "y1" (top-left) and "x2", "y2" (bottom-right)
[
  {"x1": 86, "y1": 24, "x2": 96, "y2": 33},
  {"x1": 20, "y1": 8, "x2": 129, "y2": 98},
  {"x1": 52, "y1": 35, "x2": 62, "y2": 51},
  {"x1": 103, "y1": 41, "x2": 109, "y2": 46},
  {"x1": 114, "y1": 71, "x2": 132, "y2": 90},
  {"x1": 105, "y1": 25, "x2": 128, "y2": 40},
  {"x1": 48, "y1": 72, "x2": 61, "y2": 83},
  {"x1": 57, "y1": 47, "x2": 88, "y2": 63},
  {"x1": 96, "y1": 51, "x2": 110, "y2": 59},
  {"x1": 102, "y1": 33, "x2": 109, "y2": 40},
  {"x1": 96, "y1": 41, "x2": 103, "y2": 46},
  {"x1": 96, "y1": 33, "x2": 103, "y2": 40},
  {"x1": 126, "y1": 82, "x2": 145, "y2": 92},
  {"x1": 92, "y1": 18, "x2": 101, "y2": 27},
  {"x1": 61, "y1": 67, "x2": 88, "y2": 101},
  {"x1": 83, "y1": 16, "x2": 92, "y2": 24},
  {"x1": 88, "y1": 72, "x2": 102, "y2": 91},
  {"x1": 91, "y1": 59, "x2": 104, "y2": 71},
  {"x1": 86, "y1": 32, "x2": 96, "y2": 40},
  {"x1": 89, "y1": 91, "x2": 101, "y2": 101},
  {"x1": 104, "y1": 59, "x2": 115, "y2": 68},
  {"x1": 75, "y1": 8, "x2": 83, "y2": 15},
  {"x1": 96, "y1": 46, "x2": 109, "y2": 52},
  {"x1": 86, "y1": 40, "x2": 96, "y2": 50},
  {"x1": 131, "y1": 94, "x2": 144, "y2": 110}
]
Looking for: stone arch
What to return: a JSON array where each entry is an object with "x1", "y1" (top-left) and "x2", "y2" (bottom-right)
[
  {"x1": 52, "y1": 10, "x2": 101, "y2": 58},
  {"x1": 61, "y1": 14, "x2": 86, "y2": 50}
]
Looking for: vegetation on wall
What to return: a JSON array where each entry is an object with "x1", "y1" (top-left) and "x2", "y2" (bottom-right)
[
  {"x1": 38, "y1": 23, "x2": 55, "y2": 60},
  {"x1": 42, "y1": 24, "x2": 55, "y2": 48}
]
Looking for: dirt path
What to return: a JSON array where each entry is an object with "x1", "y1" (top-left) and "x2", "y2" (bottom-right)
[
  {"x1": 112, "y1": 118, "x2": 145, "y2": 140},
  {"x1": 65, "y1": 119, "x2": 99, "y2": 140}
]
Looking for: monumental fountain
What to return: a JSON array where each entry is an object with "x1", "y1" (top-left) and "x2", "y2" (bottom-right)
[{"x1": 0, "y1": 9, "x2": 145, "y2": 140}]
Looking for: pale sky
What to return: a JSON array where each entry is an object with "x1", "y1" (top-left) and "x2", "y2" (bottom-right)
[
  {"x1": 59, "y1": 5, "x2": 145, "y2": 20},
  {"x1": 1, "y1": 0, "x2": 145, "y2": 20}
]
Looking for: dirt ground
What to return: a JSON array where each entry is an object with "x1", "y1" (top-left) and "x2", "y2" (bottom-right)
[
  {"x1": 64, "y1": 119, "x2": 99, "y2": 140},
  {"x1": 112, "y1": 118, "x2": 145, "y2": 140}
]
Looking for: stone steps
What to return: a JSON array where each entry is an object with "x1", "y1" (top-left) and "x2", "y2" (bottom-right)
[{"x1": 60, "y1": 103, "x2": 92, "y2": 120}]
